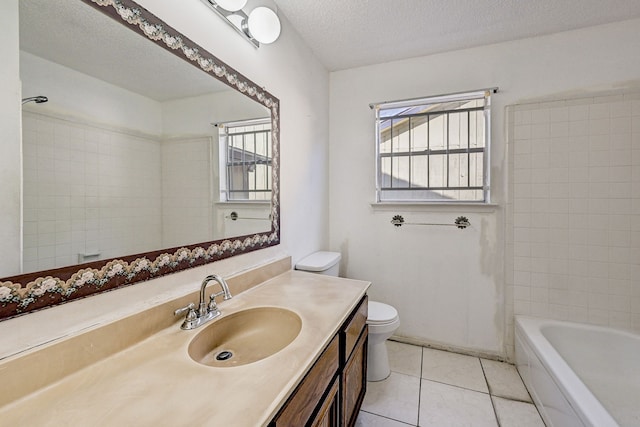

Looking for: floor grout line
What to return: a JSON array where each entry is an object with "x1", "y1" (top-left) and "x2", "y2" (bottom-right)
[
  {"x1": 514, "y1": 361, "x2": 547, "y2": 425},
  {"x1": 416, "y1": 347, "x2": 424, "y2": 426},
  {"x1": 360, "y1": 410, "x2": 416, "y2": 426},
  {"x1": 479, "y1": 357, "x2": 502, "y2": 426},
  {"x1": 420, "y1": 377, "x2": 491, "y2": 395}
]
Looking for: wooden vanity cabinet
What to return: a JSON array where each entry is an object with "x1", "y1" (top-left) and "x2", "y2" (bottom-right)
[
  {"x1": 272, "y1": 336, "x2": 339, "y2": 426},
  {"x1": 341, "y1": 296, "x2": 368, "y2": 427},
  {"x1": 309, "y1": 377, "x2": 340, "y2": 427},
  {"x1": 270, "y1": 296, "x2": 368, "y2": 427}
]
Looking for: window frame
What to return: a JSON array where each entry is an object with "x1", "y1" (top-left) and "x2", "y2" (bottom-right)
[
  {"x1": 217, "y1": 117, "x2": 272, "y2": 203},
  {"x1": 373, "y1": 88, "x2": 495, "y2": 204}
]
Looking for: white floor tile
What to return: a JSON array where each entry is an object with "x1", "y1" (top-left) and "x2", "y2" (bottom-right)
[
  {"x1": 355, "y1": 411, "x2": 415, "y2": 426},
  {"x1": 362, "y1": 372, "x2": 420, "y2": 425},
  {"x1": 481, "y1": 359, "x2": 532, "y2": 402},
  {"x1": 421, "y1": 348, "x2": 488, "y2": 393},
  {"x1": 419, "y1": 380, "x2": 498, "y2": 427},
  {"x1": 388, "y1": 341, "x2": 422, "y2": 377},
  {"x1": 492, "y1": 396, "x2": 545, "y2": 427}
]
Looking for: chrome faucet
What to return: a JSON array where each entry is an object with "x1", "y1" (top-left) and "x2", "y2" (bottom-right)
[{"x1": 174, "y1": 274, "x2": 233, "y2": 330}]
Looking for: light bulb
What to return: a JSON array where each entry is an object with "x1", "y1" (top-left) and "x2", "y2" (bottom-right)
[
  {"x1": 247, "y1": 7, "x2": 281, "y2": 44},
  {"x1": 226, "y1": 13, "x2": 245, "y2": 30},
  {"x1": 214, "y1": 0, "x2": 247, "y2": 12}
]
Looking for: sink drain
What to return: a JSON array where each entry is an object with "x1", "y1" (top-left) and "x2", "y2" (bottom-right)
[{"x1": 215, "y1": 350, "x2": 233, "y2": 361}]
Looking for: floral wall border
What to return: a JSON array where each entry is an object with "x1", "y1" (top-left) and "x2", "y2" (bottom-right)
[{"x1": 0, "y1": 0, "x2": 280, "y2": 320}]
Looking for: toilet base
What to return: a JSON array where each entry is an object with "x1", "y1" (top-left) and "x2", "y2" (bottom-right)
[{"x1": 367, "y1": 339, "x2": 391, "y2": 382}]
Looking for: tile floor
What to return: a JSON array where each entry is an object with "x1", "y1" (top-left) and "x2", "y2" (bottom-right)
[{"x1": 355, "y1": 341, "x2": 545, "y2": 427}]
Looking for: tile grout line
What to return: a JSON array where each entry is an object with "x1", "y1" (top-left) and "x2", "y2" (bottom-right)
[
  {"x1": 479, "y1": 358, "x2": 502, "y2": 427},
  {"x1": 422, "y1": 377, "x2": 492, "y2": 395},
  {"x1": 416, "y1": 347, "x2": 425, "y2": 427},
  {"x1": 360, "y1": 410, "x2": 415, "y2": 426}
]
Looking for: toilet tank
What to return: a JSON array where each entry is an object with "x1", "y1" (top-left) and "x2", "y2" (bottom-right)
[{"x1": 295, "y1": 251, "x2": 341, "y2": 276}]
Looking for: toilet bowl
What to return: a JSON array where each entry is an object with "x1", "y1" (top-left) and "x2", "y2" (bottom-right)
[
  {"x1": 296, "y1": 251, "x2": 400, "y2": 382},
  {"x1": 366, "y1": 301, "x2": 400, "y2": 381}
]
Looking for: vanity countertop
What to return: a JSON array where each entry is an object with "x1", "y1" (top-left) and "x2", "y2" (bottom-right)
[{"x1": 0, "y1": 270, "x2": 370, "y2": 426}]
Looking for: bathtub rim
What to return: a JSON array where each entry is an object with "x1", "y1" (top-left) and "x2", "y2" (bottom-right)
[{"x1": 515, "y1": 315, "x2": 623, "y2": 427}]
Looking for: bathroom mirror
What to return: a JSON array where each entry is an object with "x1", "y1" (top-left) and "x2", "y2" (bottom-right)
[{"x1": 0, "y1": 0, "x2": 280, "y2": 320}]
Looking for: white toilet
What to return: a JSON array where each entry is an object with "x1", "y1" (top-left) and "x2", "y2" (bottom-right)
[
  {"x1": 366, "y1": 300, "x2": 400, "y2": 381},
  {"x1": 296, "y1": 251, "x2": 400, "y2": 382}
]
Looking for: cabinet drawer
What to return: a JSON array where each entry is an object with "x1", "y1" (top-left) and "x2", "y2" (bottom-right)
[
  {"x1": 272, "y1": 335, "x2": 339, "y2": 426},
  {"x1": 343, "y1": 296, "x2": 367, "y2": 361}
]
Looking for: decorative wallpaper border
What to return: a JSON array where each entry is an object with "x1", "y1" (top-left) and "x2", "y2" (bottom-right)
[{"x1": 0, "y1": 0, "x2": 280, "y2": 320}]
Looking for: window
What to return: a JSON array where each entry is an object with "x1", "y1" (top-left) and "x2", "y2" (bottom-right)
[
  {"x1": 218, "y1": 118, "x2": 272, "y2": 201},
  {"x1": 374, "y1": 89, "x2": 493, "y2": 203}
]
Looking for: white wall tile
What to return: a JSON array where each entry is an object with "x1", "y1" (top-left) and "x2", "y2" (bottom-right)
[
  {"x1": 508, "y1": 92, "x2": 640, "y2": 336},
  {"x1": 514, "y1": 125, "x2": 532, "y2": 140},
  {"x1": 515, "y1": 110, "x2": 532, "y2": 125},
  {"x1": 22, "y1": 112, "x2": 162, "y2": 271},
  {"x1": 569, "y1": 105, "x2": 589, "y2": 121},
  {"x1": 589, "y1": 103, "x2": 610, "y2": 119}
]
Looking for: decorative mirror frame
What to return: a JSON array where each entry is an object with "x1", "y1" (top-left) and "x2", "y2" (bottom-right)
[{"x1": 0, "y1": 0, "x2": 280, "y2": 321}]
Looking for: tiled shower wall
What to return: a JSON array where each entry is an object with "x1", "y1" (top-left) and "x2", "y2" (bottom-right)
[
  {"x1": 160, "y1": 137, "x2": 272, "y2": 246},
  {"x1": 505, "y1": 91, "x2": 640, "y2": 357},
  {"x1": 161, "y1": 137, "x2": 213, "y2": 248},
  {"x1": 22, "y1": 111, "x2": 162, "y2": 272}
]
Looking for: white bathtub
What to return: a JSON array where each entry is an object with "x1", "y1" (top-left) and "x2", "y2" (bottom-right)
[{"x1": 515, "y1": 316, "x2": 640, "y2": 427}]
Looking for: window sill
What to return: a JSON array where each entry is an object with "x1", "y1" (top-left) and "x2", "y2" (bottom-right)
[
  {"x1": 214, "y1": 201, "x2": 271, "y2": 206},
  {"x1": 370, "y1": 201, "x2": 499, "y2": 212}
]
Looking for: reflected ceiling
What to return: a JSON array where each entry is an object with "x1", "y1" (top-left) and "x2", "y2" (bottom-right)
[{"x1": 20, "y1": 0, "x2": 229, "y2": 101}]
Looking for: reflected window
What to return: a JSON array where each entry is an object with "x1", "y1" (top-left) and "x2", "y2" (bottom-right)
[{"x1": 219, "y1": 118, "x2": 272, "y2": 201}]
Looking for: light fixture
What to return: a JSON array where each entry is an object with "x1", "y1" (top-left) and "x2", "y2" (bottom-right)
[
  {"x1": 201, "y1": 0, "x2": 281, "y2": 47},
  {"x1": 248, "y1": 7, "x2": 281, "y2": 45},
  {"x1": 214, "y1": 0, "x2": 246, "y2": 12}
]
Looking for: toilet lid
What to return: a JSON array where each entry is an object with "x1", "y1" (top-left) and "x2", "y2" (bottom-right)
[{"x1": 368, "y1": 301, "x2": 398, "y2": 324}]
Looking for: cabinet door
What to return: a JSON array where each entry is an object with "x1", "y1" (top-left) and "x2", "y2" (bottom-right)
[
  {"x1": 309, "y1": 377, "x2": 340, "y2": 427},
  {"x1": 342, "y1": 327, "x2": 367, "y2": 427},
  {"x1": 271, "y1": 336, "x2": 339, "y2": 426}
]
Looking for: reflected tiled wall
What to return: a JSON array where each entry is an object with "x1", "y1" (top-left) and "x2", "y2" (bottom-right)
[
  {"x1": 505, "y1": 91, "x2": 640, "y2": 357},
  {"x1": 22, "y1": 111, "x2": 162, "y2": 272},
  {"x1": 161, "y1": 137, "x2": 212, "y2": 247}
]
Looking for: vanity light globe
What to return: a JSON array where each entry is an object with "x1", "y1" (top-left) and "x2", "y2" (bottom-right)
[
  {"x1": 215, "y1": 0, "x2": 247, "y2": 12},
  {"x1": 226, "y1": 13, "x2": 246, "y2": 31},
  {"x1": 248, "y1": 6, "x2": 281, "y2": 44}
]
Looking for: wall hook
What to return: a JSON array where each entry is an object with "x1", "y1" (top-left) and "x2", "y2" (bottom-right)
[{"x1": 391, "y1": 215, "x2": 405, "y2": 227}]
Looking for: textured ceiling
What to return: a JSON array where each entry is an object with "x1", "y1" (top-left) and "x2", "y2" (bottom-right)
[
  {"x1": 20, "y1": 0, "x2": 229, "y2": 101},
  {"x1": 274, "y1": 0, "x2": 640, "y2": 71}
]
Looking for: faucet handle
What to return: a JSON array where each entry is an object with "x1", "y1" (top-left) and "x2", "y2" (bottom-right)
[
  {"x1": 175, "y1": 303, "x2": 199, "y2": 330},
  {"x1": 208, "y1": 293, "x2": 221, "y2": 312},
  {"x1": 174, "y1": 303, "x2": 196, "y2": 320}
]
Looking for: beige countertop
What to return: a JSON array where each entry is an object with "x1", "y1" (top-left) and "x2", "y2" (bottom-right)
[{"x1": 0, "y1": 270, "x2": 369, "y2": 426}]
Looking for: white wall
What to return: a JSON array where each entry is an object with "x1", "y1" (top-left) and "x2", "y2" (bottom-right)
[
  {"x1": 330, "y1": 18, "x2": 640, "y2": 357},
  {"x1": 161, "y1": 91, "x2": 268, "y2": 138},
  {"x1": 0, "y1": 0, "x2": 22, "y2": 276},
  {"x1": 21, "y1": 52, "x2": 162, "y2": 136}
]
